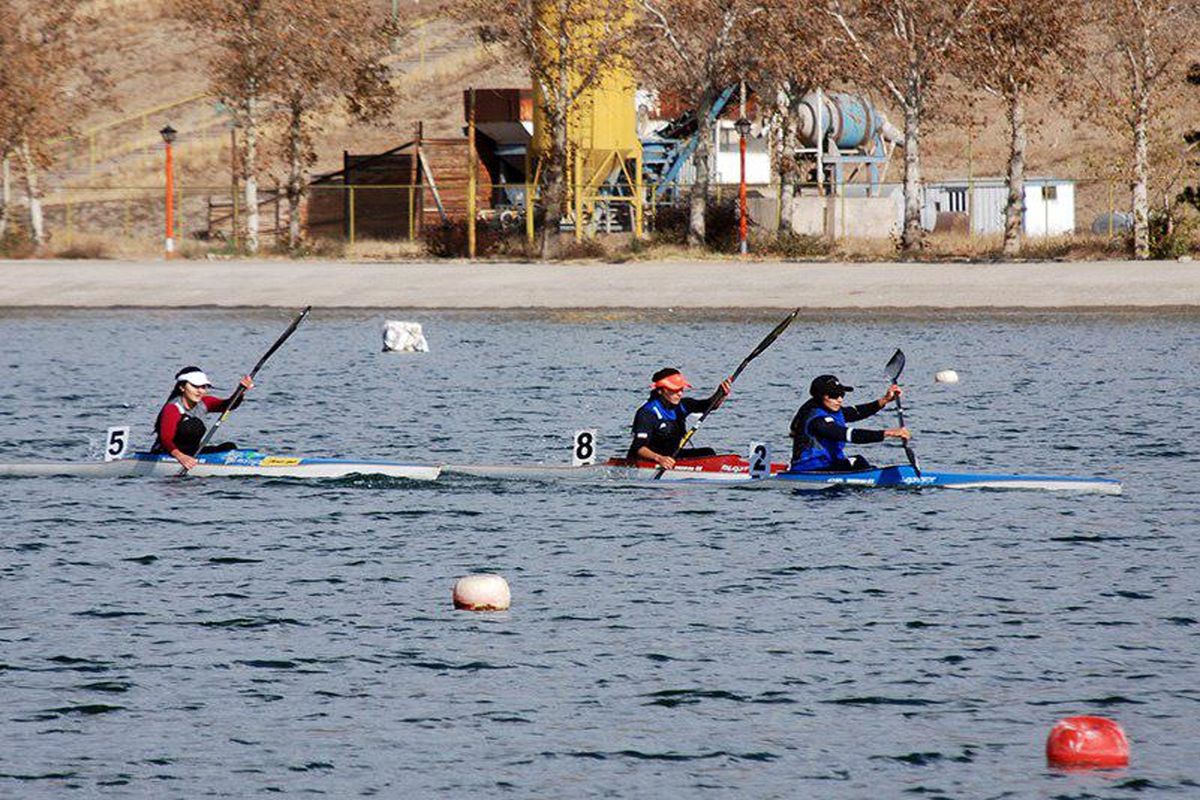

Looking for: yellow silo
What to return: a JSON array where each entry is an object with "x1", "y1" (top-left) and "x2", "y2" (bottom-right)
[{"x1": 528, "y1": 0, "x2": 643, "y2": 237}]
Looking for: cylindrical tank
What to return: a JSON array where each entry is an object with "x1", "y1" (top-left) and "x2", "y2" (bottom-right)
[
  {"x1": 530, "y1": 0, "x2": 640, "y2": 183},
  {"x1": 797, "y1": 91, "x2": 900, "y2": 149}
]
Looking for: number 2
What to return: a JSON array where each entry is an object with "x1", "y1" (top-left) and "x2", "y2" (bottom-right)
[{"x1": 748, "y1": 441, "x2": 771, "y2": 479}]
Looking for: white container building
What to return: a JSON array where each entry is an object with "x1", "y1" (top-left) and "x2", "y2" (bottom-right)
[{"x1": 921, "y1": 177, "x2": 1076, "y2": 236}]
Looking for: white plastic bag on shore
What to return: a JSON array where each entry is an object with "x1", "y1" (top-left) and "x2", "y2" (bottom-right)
[{"x1": 382, "y1": 321, "x2": 429, "y2": 353}]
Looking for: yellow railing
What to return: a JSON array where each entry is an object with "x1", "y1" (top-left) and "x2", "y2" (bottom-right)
[{"x1": 52, "y1": 93, "x2": 211, "y2": 173}]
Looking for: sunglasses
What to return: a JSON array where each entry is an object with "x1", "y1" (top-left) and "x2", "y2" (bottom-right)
[{"x1": 826, "y1": 390, "x2": 845, "y2": 399}]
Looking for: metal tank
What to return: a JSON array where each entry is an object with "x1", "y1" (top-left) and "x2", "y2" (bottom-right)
[
  {"x1": 797, "y1": 91, "x2": 902, "y2": 149},
  {"x1": 529, "y1": 0, "x2": 642, "y2": 235}
]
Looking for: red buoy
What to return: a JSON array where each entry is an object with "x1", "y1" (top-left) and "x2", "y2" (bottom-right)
[{"x1": 1046, "y1": 716, "x2": 1129, "y2": 768}]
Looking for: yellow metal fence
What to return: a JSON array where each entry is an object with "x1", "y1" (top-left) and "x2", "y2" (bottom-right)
[{"x1": 3, "y1": 176, "x2": 1159, "y2": 253}]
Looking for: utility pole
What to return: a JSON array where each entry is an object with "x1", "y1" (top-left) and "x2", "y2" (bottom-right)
[
  {"x1": 468, "y1": 87, "x2": 477, "y2": 259},
  {"x1": 160, "y1": 125, "x2": 177, "y2": 258}
]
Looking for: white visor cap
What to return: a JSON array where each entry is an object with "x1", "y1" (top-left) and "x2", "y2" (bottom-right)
[{"x1": 177, "y1": 370, "x2": 212, "y2": 387}]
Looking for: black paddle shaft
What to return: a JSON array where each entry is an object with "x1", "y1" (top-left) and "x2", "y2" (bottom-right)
[
  {"x1": 184, "y1": 306, "x2": 312, "y2": 470},
  {"x1": 884, "y1": 348, "x2": 921, "y2": 476},
  {"x1": 653, "y1": 308, "x2": 801, "y2": 479}
]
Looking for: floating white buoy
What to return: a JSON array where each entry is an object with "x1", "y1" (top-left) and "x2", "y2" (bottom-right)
[
  {"x1": 382, "y1": 321, "x2": 429, "y2": 353},
  {"x1": 935, "y1": 369, "x2": 960, "y2": 384},
  {"x1": 453, "y1": 574, "x2": 511, "y2": 611}
]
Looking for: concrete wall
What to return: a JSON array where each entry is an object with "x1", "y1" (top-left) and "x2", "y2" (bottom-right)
[
  {"x1": 747, "y1": 194, "x2": 901, "y2": 239},
  {"x1": 826, "y1": 195, "x2": 901, "y2": 239}
]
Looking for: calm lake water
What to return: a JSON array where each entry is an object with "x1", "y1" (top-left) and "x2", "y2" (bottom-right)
[{"x1": 2, "y1": 309, "x2": 1198, "y2": 798}]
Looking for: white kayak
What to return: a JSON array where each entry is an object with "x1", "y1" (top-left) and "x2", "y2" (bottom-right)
[{"x1": 0, "y1": 449, "x2": 441, "y2": 481}]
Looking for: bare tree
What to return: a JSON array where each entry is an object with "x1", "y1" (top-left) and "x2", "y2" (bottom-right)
[
  {"x1": 0, "y1": 0, "x2": 104, "y2": 247},
  {"x1": 959, "y1": 0, "x2": 1081, "y2": 256},
  {"x1": 1088, "y1": 0, "x2": 1200, "y2": 259},
  {"x1": 181, "y1": 0, "x2": 295, "y2": 254},
  {"x1": 459, "y1": 0, "x2": 634, "y2": 256},
  {"x1": 1180, "y1": 63, "x2": 1200, "y2": 214},
  {"x1": 827, "y1": 0, "x2": 978, "y2": 254},
  {"x1": 751, "y1": 1, "x2": 840, "y2": 233},
  {"x1": 637, "y1": 0, "x2": 760, "y2": 247},
  {"x1": 273, "y1": 0, "x2": 399, "y2": 250}
]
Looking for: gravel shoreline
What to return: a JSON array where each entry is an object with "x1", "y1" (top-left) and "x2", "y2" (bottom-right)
[{"x1": 1, "y1": 259, "x2": 1197, "y2": 310}]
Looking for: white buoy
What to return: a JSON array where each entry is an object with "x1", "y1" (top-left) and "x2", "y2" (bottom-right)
[
  {"x1": 382, "y1": 321, "x2": 429, "y2": 353},
  {"x1": 935, "y1": 369, "x2": 960, "y2": 384},
  {"x1": 453, "y1": 574, "x2": 511, "y2": 611}
]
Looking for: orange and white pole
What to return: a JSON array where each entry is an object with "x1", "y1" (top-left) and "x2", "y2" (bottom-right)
[{"x1": 160, "y1": 125, "x2": 177, "y2": 258}]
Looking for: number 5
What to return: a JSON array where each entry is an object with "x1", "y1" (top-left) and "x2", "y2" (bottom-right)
[{"x1": 105, "y1": 426, "x2": 131, "y2": 461}]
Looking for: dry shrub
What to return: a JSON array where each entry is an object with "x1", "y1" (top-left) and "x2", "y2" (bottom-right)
[
  {"x1": 55, "y1": 236, "x2": 113, "y2": 259},
  {"x1": 346, "y1": 237, "x2": 425, "y2": 261},
  {"x1": 553, "y1": 236, "x2": 608, "y2": 260},
  {"x1": 752, "y1": 230, "x2": 832, "y2": 260},
  {"x1": 831, "y1": 237, "x2": 900, "y2": 261},
  {"x1": 647, "y1": 197, "x2": 740, "y2": 251},
  {"x1": 423, "y1": 219, "x2": 513, "y2": 258},
  {"x1": 0, "y1": 227, "x2": 37, "y2": 258}
]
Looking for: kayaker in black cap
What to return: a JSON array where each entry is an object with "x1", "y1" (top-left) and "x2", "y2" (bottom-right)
[{"x1": 789, "y1": 374, "x2": 909, "y2": 471}]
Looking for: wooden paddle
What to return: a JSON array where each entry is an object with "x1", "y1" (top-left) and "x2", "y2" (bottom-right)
[
  {"x1": 884, "y1": 348, "x2": 921, "y2": 476},
  {"x1": 181, "y1": 305, "x2": 312, "y2": 475},
  {"x1": 653, "y1": 308, "x2": 801, "y2": 479}
]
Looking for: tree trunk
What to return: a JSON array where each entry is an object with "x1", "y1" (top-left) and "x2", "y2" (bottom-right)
[
  {"x1": 17, "y1": 138, "x2": 45, "y2": 247},
  {"x1": 900, "y1": 99, "x2": 923, "y2": 254},
  {"x1": 286, "y1": 102, "x2": 304, "y2": 251},
  {"x1": 775, "y1": 87, "x2": 798, "y2": 233},
  {"x1": 243, "y1": 90, "x2": 260, "y2": 254},
  {"x1": 0, "y1": 154, "x2": 10, "y2": 240},
  {"x1": 538, "y1": 119, "x2": 570, "y2": 258},
  {"x1": 689, "y1": 92, "x2": 714, "y2": 248},
  {"x1": 1002, "y1": 87, "x2": 1027, "y2": 257},
  {"x1": 1131, "y1": 89, "x2": 1151, "y2": 259}
]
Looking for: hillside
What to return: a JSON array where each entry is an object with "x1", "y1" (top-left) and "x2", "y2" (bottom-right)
[{"x1": 38, "y1": 0, "x2": 1200, "y2": 248}]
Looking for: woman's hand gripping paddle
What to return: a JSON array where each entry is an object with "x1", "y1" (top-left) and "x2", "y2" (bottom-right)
[
  {"x1": 884, "y1": 348, "x2": 921, "y2": 476},
  {"x1": 180, "y1": 306, "x2": 312, "y2": 475},
  {"x1": 653, "y1": 308, "x2": 801, "y2": 479}
]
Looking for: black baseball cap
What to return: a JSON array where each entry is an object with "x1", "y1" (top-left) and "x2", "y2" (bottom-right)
[{"x1": 810, "y1": 374, "x2": 854, "y2": 397}]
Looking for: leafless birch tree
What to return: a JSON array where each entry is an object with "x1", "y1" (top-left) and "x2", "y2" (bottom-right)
[
  {"x1": 637, "y1": 0, "x2": 760, "y2": 247},
  {"x1": 752, "y1": 2, "x2": 840, "y2": 232},
  {"x1": 274, "y1": 0, "x2": 398, "y2": 250},
  {"x1": 181, "y1": 0, "x2": 295, "y2": 254},
  {"x1": 959, "y1": 0, "x2": 1081, "y2": 256},
  {"x1": 1088, "y1": 0, "x2": 1200, "y2": 259},
  {"x1": 0, "y1": 0, "x2": 104, "y2": 247},
  {"x1": 460, "y1": 0, "x2": 634, "y2": 256},
  {"x1": 827, "y1": 0, "x2": 978, "y2": 253}
]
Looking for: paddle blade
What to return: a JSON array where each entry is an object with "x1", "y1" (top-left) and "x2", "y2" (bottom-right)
[{"x1": 884, "y1": 348, "x2": 906, "y2": 383}]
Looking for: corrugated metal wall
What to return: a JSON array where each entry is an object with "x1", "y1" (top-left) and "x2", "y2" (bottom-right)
[{"x1": 920, "y1": 179, "x2": 1075, "y2": 235}]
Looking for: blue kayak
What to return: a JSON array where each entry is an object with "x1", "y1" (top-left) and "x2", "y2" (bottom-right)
[{"x1": 774, "y1": 464, "x2": 1121, "y2": 494}]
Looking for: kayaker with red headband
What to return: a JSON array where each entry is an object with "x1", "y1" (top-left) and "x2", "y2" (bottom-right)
[
  {"x1": 152, "y1": 366, "x2": 255, "y2": 470},
  {"x1": 789, "y1": 374, "x2": 908, "y2": 471},
  {"x1": 627, "y1": 368, "x2": 733, "y2": 469}
]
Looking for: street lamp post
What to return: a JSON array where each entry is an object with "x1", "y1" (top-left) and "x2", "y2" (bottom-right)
[
  {"x1": 735, "y1": 116, "x2": 751, "y2": 256},
  {"x1": 160, "y1": 125, "x2": 177, "y2": 258}
]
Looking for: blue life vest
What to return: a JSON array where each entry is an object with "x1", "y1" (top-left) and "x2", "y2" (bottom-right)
[
  {"x1": 792, "y1": 406, "x2": 847, "y2": 470},
  {"x1": 627, "y1": 396, "x2": 689, "y2": 459}
]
